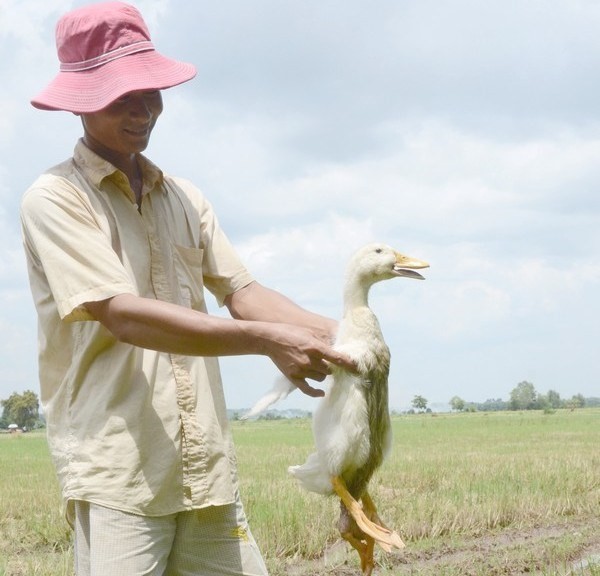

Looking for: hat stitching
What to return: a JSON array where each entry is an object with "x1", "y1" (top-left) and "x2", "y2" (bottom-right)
[{"x1": 60, "y1": 40, "x2": 155, "y2": 72}]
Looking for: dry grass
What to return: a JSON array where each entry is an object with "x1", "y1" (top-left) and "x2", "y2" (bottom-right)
[
  {"x1": 0, "y1": 433, "x2": 72, "y2": 576},
  {"x1": 1, "y1": 409, "x2": 599, "y2": 575}
]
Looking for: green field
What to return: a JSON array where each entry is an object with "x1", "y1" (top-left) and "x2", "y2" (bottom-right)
[{"x1": 1, "y1": 409, "x2": 599, "y2": 575}]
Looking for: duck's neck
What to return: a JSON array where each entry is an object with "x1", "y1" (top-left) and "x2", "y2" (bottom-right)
[{"x1": 343, "y1": 276, "x2": 372, "y2": 311}]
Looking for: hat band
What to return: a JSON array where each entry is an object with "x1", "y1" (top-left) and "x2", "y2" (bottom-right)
[{"x1": 60, "y1": 40, "x2": 155, "y2": 72}]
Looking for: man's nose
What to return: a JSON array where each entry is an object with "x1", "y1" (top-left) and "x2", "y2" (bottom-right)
[{"x1": 129, "y1": 96, "x2": 152, "y2": 118}]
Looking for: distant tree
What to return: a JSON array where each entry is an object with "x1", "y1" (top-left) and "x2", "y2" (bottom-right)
[
  {"x1": 449, "y1": 396, "x2": 465, "y2": 412},
  {"x1": 546, "y1": 390, "x2": 562, "y2": 409},
  {"x1": 476, "y1": 398, "x2": 509, "y2": 412},
  {"x1": 509, "y1": 381, "x2": 537, "y2": 410},
  {"x1": 1, "y1": 390, "x2": 40, "y2": 429},
  {"x1": 412, "y1": 395, "x2": 428, "y2": 412},
  {"x1": 566, "y1": 394, "x2": 586, "y2": 410}
]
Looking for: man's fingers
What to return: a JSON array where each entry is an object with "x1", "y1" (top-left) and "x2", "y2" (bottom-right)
[
  {"x1": 290, "y1": 377, "x2": 325, "y2": 398},
  {"x1": 323, "y1": 350, "x2": 357, "y2": 373}
]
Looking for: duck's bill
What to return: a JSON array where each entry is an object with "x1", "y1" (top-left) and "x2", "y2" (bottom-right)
[{"x1": 393, "y1": 254, "x2": 429, "y2": 280}]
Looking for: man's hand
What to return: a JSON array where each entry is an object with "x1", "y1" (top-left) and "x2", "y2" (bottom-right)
[{"x1": 259, "y1": 323, "x2": 356, "y2": 398}]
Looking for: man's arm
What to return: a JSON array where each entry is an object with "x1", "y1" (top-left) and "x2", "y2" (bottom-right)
[
  {"x1": 224, "y1": 281, "x2": 337, "y2": 344},
  {"x1": 85, "y1": 286, "x2": 353, "y2": 397}
]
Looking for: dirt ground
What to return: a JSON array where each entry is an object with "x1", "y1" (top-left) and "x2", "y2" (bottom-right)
[{"x1": 276, "y1": 517, "x2": 600, "y2": 576}]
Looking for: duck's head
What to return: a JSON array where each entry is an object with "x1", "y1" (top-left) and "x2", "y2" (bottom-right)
[{"x1": 349, "y1": 243, "x2": 429, "y2": 285}]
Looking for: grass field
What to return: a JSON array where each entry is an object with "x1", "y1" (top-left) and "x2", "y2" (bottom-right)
[{"x1": 1, "y1": 409, "x2": 599, "y2": 575}]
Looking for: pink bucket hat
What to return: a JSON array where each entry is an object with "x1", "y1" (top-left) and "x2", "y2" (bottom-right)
[{"x1": 31, "y1": 1, "x2": 197, "y2": 113}]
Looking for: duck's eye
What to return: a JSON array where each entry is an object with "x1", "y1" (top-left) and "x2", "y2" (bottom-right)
[{"x1": 375, "y1": 248, "x2": 382, "y2": 253}]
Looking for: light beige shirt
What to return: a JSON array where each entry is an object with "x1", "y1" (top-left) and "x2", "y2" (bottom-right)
[{"x1": 21, "y1": 140, "x2": 254, "y2": 523}]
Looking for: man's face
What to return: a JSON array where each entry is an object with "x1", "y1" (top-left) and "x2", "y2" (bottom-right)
[{"x1": 81, "y1": 90, "x2": 164, "y2": 159}]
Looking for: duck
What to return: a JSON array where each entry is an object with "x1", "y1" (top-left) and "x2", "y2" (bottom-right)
[{"x1": 246, "y1": 242, "x2": 429, "y2": 575}]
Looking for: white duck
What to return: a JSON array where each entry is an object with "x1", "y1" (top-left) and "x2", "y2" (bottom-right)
[{"x1": 246, "y1": 243, "x2": 429, "y2": 575}]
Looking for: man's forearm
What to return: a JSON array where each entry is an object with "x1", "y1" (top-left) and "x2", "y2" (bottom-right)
[{"x1": 85, "y1": 292, "x2": 269, "y2": 357}]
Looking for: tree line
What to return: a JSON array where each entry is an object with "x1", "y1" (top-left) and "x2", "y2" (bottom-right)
[
  {"x1": 449, "y1": 381, "x2": 598, "y2": 413},
  {"x1": 2, "y1": 382, "x2": 598, "y2": 429}
]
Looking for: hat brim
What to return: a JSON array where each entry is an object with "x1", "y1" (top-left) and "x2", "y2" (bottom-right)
[{"x1": 31, "y1": 50, "x2": 196, "y2": 113}]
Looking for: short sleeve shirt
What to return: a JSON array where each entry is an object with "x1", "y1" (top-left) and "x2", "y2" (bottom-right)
[{"x1": 20, "y1": 140, "x2": 254, "y2": 522}]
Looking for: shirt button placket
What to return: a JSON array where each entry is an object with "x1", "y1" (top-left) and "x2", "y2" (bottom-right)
[{"x1": 143, "y1": 197, "x2": 207, "y2": 505}]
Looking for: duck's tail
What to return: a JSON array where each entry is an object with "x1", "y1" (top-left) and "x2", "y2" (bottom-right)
[
  {"x1": 288, "y1": 452, "x2": 335, "y2": 495},
  {"x1": 241, "y1": 376, "x2": 296, "y2": 420}
]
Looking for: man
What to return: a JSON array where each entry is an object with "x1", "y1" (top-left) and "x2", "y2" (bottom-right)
[{"x1": 21, "y1": 3, "x2": 354, "y2": 575}]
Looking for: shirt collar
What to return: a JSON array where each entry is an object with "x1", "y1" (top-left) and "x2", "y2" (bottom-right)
[{"x1": 73, "y1": 139, "x2": 164, "y2": 193}]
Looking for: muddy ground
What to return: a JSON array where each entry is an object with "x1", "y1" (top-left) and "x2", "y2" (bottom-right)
[{"x1": 275, "y1": 517, "x2": 600, "y2": 576}]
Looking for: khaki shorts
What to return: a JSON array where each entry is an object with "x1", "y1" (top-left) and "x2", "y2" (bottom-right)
[{"x1": 73, "y1": 496, "x2": 269, "y2": 576}]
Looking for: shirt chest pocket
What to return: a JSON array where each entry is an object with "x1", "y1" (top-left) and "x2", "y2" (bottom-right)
[{"x1": 172, "y1": 244, "x2": 206, "y2": 311}]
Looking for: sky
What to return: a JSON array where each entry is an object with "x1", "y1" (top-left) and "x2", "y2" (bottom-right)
[{"x1": 0, "y1": 0, "x2": 599, "y2": 413}]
